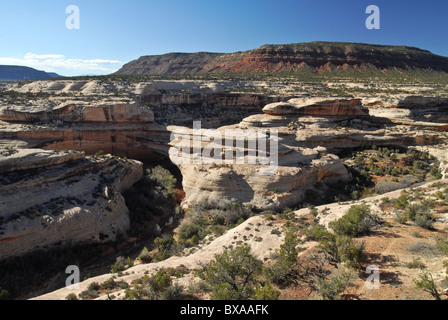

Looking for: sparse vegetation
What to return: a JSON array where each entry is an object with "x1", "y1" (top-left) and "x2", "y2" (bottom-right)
[{"x1": 199, "y1": 244, "x2": 263, "y2": 300}]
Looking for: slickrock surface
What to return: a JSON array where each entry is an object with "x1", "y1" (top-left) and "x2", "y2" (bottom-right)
[
  {"x1": 0, "y1": 78, "x2": 447, "y2": 279},
  {"x1": 0, "y1": 150, "x2": 143, "y2": 261},
  {"x1": 33, "y1": 179, "x2": 448, "y2": 300}
]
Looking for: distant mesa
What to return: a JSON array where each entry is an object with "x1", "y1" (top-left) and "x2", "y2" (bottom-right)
[
  {"x1": 0, "y1": 65, "x2": 62, "y2": 82},
  {"x1": 115, "y1": 41, "x2": 448, "y2": 76}
]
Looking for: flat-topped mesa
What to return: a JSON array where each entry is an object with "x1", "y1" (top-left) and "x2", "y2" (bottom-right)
[
  {"x1": 262, "y1": 98, "x2": 369, "y2": 117},
  {"x1": 0, "y1": 103, "x2": 154, "y2": 123}
]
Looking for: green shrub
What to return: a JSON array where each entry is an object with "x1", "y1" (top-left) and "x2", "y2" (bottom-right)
[
  {"x1": 304, "y1": 224, "x2": 367, "y2": 269},
  {"x1": 280, "y1": 208, "x2": 295, "y2": 221},
  {"x1": 313, "y1": 268, "x2": 356, "y2": 300},
  {"x1": 335, "y1": 235, "x2": 368, "y2": 269},
  {"x1": 395, "y1": 212, "x2": 408, "y2": 224},
  {"x1": 430, "y1": 166, "x2": 443, "y2": 179},
  {"x1": 148, "y1": 271, "x2": 173, "y2": 295},
  {"x1": 436, "y1": 236, "x2": 448, "y2": 256},
  {"x1": 252, "y1": 283, "x2": 281, "y2": 300},
  {"x1": 434, "y1": 191, "x2": 445, "y2": 200},
  {"x1": 101, "y1": 278, "x2": 117, "y2": 290},
  {"x1": 414, "y1": 212, "x2": 434, "y2": 230},
  {"x1": 266, "y1": 226, "x2": 300, "y2": 285},
  {"x1": 65, "y1": 293, "x2": 78, "y2": 300},
  {"x1": 414, "y1": 272, "x2": 442, "y2": 300},
  {"x1": 0, "y1": 290, "x2": 11, "y2": 300},
  {"x1": 201, "y1": 244, "x2": 263, "y2": 300},
  {"x1": 404, "y1": 204, "x2": 419, "y2": 221},
  {"x1": 111, "y1": 261, "x2": 126, "y2": 273},
  {"x1": 161, "y1": 283, "x2": 186, "y2": 300},
  {"x1": 407, "y1": 242, "x2": 439, "y2": 256},
  {"x1": 329, "y1": 204, "x2": 379, "y2": 237},
  {"x1": 79, "y1": 289, "x2": 99, "y2": 300},
  {"x1": 138, "y1": 247, "x2": 150, "y2": 262},
  {"x1": 406, "y1": 258, "x2": 426, "y2": 269},
  {"x1": 154, "y1": 235, "x2": 175, "y2": 253},
  {"x1": 149, "y1": 166, "x2": 177, "y2": 198},
  {"x1": 87, "y1": 282, "x2": 101, "y2": 291},
  {"x1": 394, "y1": 193, "x2": 410, "y2": 210}
]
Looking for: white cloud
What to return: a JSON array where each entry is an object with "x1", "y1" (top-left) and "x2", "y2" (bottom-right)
[{"x1": 0, "y1": 53, "x2": 123, "y2": 76}]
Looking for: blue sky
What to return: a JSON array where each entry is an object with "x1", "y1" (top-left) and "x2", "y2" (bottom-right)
[{"x1": 0, "y1": 0, "x2": 447, "y2": 76}]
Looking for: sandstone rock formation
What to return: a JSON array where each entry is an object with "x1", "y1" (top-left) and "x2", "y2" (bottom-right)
[
  {"x1": 1, "y1": 79, "x2": 447, "y2": 263},
  {"x1": 0, "y1": 149, "x2": 143, "y2": 261},
  {"x1": 32, "y1": 178, "x2": 448, "y2": 301}
]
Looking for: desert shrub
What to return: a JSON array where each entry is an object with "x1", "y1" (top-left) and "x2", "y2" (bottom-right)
[
  {"x1": 414, "y1": 212, "x2": 435, "y2": 230},
  {"x1": 335, "y1": 235, "x2": 368, "y2": 269},
  {"x1": 79, "y1": 288, "x2": 99, "y2": 300},
  {"x1": 65, "y1": 293, "x2": 78, "y2": 300},
  {"x1": 329, "y1": 204, "x2": 380, "y2": 237},
  {"x1": 148, "y1": 271, "x2": 173, "y2": 296},
  {"x1": 123, "y1": 166, "x2": 178, "y2": 237},
  {"x1": 138, "y1": 247, "x2": 151, "y2": 263},
  {"x1": 436, "y1": 236, "x2": 448, "y2": 256},
  {"x1": 266, "y1": 226, "x2": 300, "y2": 285},
  {"x1": 110, "y1": 260, "x2": 126, "y2": 273},
  {"x1": 406, "y1": 258, "x2": 426, "y2": 269},
  {"x1": 124, "y1": 283, "x2": 150, "y2": 300},
  {"x1": 161, "y1": 283, "x2": 186, "y2": 300},
  {"x1": 434, "y1": 191, "x2": 445, "y2": 200},
  {"x1": 407, "y1": 242, "x2": 440, "y2": 256},
  {"x1": 421, "y1": 198, "x2": 437, "y2": 209},
  {"x1": 430, "y1": 166, "x2": 443, "y2": 180},
  {"x1": 303, "y1": 224, "x2": 367, "y2": 269},
  {"x1": 279, "y1": 208, "x2": 296, "y2": 221},
  {"x1": 0, "y1": 290, "x2": 11, "y2": 300},
  {"x1": 411, "y1": 231, "x2": 423, "y2": 238},
  {"x1": 101, "y1": 278, "x2": 117, "y2": 290},
  {"x1": 87, "y1": 282, "x2": 101, "y2": 291},
  {"x1": 153, "y1": 235, "x2": 176, "y2": 262},
  {"x1": 177, "y1": 221, "x2": 202, "y2": 242},
  {"x1": 309, "y1": 206, "x2": 319, "y2": 218},
  {"x1": 126, "y1": 257, "x2": 134, "y2": 268},
  {"x1": 149, "y1": 166, "x2": 177, "y2": 198},
  {"x1": 124, "y1": 271, "x2": 174, "y2": 300},
  {"x1": 200, "y1": 244, "x2": 263, "y2": 300},
  {"x1": 394, "y1": 193, "x2": 410, "y2": 210},
  {"x1": 404, "y1": 204, "x2": 419, "y2": 221},
  {"x1": 395, "y1": 212, "x2": 408, "y2": 224},
  {"x1": 313, "y1": 268, "x2": 356, "y2": 300},
  {"x1": 414, "y1": 272, "x2": 442, "y2": 300},
  {"x1": 252, "y1": 283, "x2": 281, "y2": 300}
]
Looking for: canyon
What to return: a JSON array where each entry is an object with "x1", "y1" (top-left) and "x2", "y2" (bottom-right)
[
  {"x1": 0, "y1": 44, "x2": 447, "y2": 300},
  {"x1": 1, "y1": 79, "x2": 447, "y2": 264}
]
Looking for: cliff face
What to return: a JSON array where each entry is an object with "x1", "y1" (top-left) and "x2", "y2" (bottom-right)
[
  {"x1": 0, "y1": 150, "x2": 143, "y2": 261},
  {"x1": 115, "y1": 42, "x2": 448, "y2": 75}
]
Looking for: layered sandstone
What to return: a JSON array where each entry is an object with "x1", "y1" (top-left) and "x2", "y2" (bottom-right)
[
  {"x1": 0, "y1": 150, "x2": 143, "y2": 261},
  {"x1": 115, "y1": 42, "x2": 448, "y2": 75}
]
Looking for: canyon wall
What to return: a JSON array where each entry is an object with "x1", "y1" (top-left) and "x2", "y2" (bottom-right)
[{"x1": 0, "y1": 149, "x2": 143, "y2": 261}]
